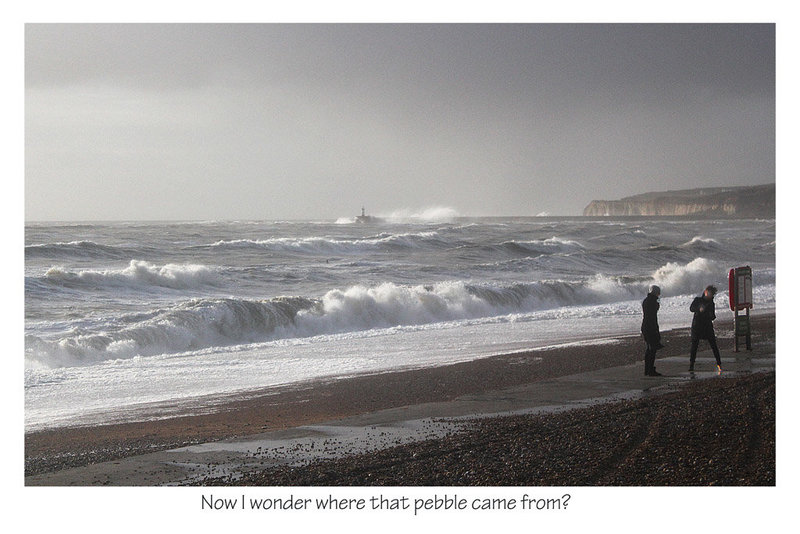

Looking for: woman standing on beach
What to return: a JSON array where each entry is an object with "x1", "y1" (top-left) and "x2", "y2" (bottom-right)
[
  {"x1": 689, "y1": 285, "x2": 722, "y2": 373},
  {"x1": 641, "y1": 285, "x2": 663, "y2": 377}
]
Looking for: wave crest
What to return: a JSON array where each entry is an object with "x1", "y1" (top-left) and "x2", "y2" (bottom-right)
[
  {"x1": 501, "y1": 237, "x2": 584, "y2": 256},
  {"x1": 678, "y1": 236, "x2": 722, "y2": 251},
  {"x1": 41, "y1": 260, "x2": 221, "y2": 290},
  {"x1": 25, "y1": 240, "x2": 131, "y2": 259},
  {"x1": 25, "y1": 297, "x2": 317, "y2": 367},
  {"x1": 203, "y1": 231, "x2": 448, "y2": 255}
]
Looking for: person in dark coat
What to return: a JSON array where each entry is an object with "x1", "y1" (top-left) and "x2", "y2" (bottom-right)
[
  {"x1": 689, "y1": 285, "x2": 722, "y2": 372},
  {"x1": 641, "y1": 285, "x2": 663, "y2": 376}
]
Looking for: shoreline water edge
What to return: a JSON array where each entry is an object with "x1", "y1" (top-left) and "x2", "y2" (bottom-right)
[{"x1": 26, "y1": 313, "x2": 775, "y2": 485}]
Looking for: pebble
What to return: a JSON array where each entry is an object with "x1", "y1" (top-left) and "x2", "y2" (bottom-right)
[{"x1": 194, "y1": 372, "x2": 775, "y2": 486}]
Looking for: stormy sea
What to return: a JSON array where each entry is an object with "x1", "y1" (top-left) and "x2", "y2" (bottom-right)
[{"x1": 24, "y1": 212, "x2": 775, "y2": 431}]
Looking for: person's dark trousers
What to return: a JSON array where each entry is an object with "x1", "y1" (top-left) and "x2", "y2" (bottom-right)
[
  {"x1": 689, "y1": 335, "x2": 722, "y2": 369},
  {"x1": 644, "y1": 343, "x2": 658, "y2": 375}
]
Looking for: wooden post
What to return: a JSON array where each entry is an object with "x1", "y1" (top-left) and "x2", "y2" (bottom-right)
[
  {"x1": 734, "y1": 306, "x2": 752, "y2": 352},
  {"x1": 746, "y1": 306, "x2": 752, "y2": 350}
]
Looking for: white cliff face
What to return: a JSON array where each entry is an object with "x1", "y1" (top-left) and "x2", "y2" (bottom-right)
[
  {"x1": 583, "y1": 199, "x2": 738, "y2": 216},
  {"x1": 582, "y1": 185, "x2": 774, "y2": 218}
]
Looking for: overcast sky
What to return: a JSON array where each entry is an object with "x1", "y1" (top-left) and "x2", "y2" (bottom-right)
[{"x1": 25, "y1": 23, "x2": 775, "y2": 221}]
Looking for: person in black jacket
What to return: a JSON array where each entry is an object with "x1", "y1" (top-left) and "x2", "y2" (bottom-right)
[
  {"x1": 689, "y1": 285, "x2": 722, "y2": 373},
  {"x1": 641, "y1": 285, "x2": 663, "y2": 376}
]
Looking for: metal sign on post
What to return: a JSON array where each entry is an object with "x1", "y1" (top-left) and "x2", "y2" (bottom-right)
[{"x1": 728, "y1": 266, "x2": 753, "y2": 352}]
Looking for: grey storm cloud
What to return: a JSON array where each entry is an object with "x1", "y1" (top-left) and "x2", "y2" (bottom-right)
[{"x1": 25, "y1": 23, "x2": 774, "y2": 221}]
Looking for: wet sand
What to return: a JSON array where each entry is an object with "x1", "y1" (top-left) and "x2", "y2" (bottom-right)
[{"x1": 25, "y1": 314, "x2": 775, "y2": 485}]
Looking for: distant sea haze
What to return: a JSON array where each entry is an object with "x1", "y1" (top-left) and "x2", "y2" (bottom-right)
[{"x1": 25, "y1": 217, "x2": 775, "y2": 431}]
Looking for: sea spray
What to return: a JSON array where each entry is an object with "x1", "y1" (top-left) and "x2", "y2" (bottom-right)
[
  {"x1": 651, "y1": 257, "x2": 721, "y2": 295},
  {"x1": 332, "y1": 206, "x2": 459, "y2": 224},
  {"x1": 383, "y1": 206, "x2": 460, "y2": 223}
]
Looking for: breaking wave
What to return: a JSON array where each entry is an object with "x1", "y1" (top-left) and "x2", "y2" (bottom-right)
[
  {"x1": 25, "y1": 258, "x2": 724, "y2": 368},
  {"x1": 37, "y1": 260, "x2": 222, "y2": 291},
  {"x1": 650, "y1": 257, "x2": 722, "y2": 294},
  {"x1": 25, "y1": 297, "x2": 315, "y2": 368},
  {"x1": 678, "y1": 235, "x2": 722, "y2": 252}
]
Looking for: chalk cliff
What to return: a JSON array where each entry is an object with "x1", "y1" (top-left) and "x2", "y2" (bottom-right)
[{"x1": 582, "y1": 184, "x2": 775, "y2": 218}]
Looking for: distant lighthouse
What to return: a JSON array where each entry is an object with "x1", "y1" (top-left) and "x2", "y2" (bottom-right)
[{"x1": 355, "y1": 207, "x2": 382, "y2": 224}]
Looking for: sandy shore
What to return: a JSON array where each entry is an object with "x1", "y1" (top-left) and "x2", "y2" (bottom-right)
[{"x1": 25, "y1": 313, "x2": 775, "y2": 484}]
